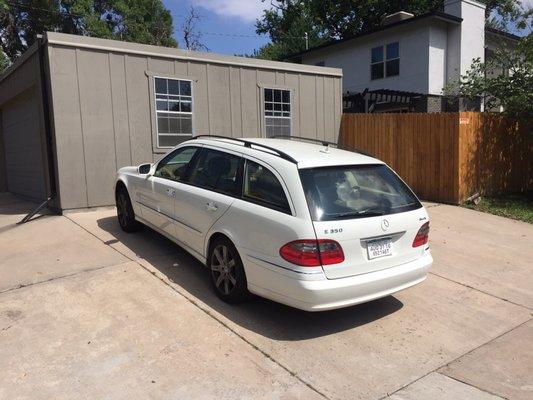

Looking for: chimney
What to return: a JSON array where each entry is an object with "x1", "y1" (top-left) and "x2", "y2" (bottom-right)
[
  {"x1": 443, "y1": 0, "x2": 486, "y2": 81},
  {"x1": 384, "y1": 11, "x2": 414, "y2": 26}
]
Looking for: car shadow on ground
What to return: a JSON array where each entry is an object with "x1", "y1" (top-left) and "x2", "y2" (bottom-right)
[{"x1": 97, "y1": 216, "x2": 404, "y2": 341}]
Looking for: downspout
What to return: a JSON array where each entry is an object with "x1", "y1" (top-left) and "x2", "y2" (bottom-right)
[{"x1": 19, "y1": 35, "x2": 59, "y2": 223}]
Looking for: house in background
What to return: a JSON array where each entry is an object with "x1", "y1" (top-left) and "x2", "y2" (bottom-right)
[
  {"x1": 288, "y1": 0, "x2": 520, "y2": 113},
  {"x1": 0, "y1": 32, "x2": 342, "y2": 211}
]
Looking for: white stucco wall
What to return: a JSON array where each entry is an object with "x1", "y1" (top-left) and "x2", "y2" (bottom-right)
[
  {"x1": 301, "y1": 21, "x2": 433, "y2": 95},
  {"x1": 428, "y1": 22, "x2": 449, "y2": 95}
]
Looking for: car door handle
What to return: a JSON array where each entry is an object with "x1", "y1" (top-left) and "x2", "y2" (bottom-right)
[
  {"x1": 166, "y1": 188, "x2": 176, "y2": 197},
  {"x1": 205, "y1": 202, "x2": 218, "y2": 212}
]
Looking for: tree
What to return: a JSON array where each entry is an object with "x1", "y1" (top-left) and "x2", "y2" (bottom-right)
[
  {"x1": 181, "y1": 6, "x2": 208, "y2": 51},
  {"x1": 0, "y1": 0, "x2": 177, "y2": 63},
  {"x1": 254, "y1": 0, "x2": 526, "y2": 60},
  {"x1": 445, "y1": 34, "x2": 532, "y2": 122},
  {"x1": 0, "y1": 50, "x2": 9, "y2": 73}
]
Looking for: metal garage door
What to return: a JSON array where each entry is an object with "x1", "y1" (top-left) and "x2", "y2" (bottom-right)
[{"x1": 1, "y1": 89, "x2": 47, "y2": 200}]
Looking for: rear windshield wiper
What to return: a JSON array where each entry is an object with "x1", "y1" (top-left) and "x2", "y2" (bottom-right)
[{"x1": 329, "y1": 209, "x2": 385, "y2": 219}]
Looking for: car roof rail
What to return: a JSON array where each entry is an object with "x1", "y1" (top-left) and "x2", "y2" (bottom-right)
[
  {"x1": 271, "y1": 135, "x2": 372, "y2": 157},
  {"x1": 271, "y1": 135, "x2": 339, "y2": 148},
  {"x1": 191, "y1": 135, "x2": 298, "y2": 164}
]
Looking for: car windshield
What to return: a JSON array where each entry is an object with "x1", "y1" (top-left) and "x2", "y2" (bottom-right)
[{"x1": 299, "y1": 164, "x2": 421, "y2": 221}]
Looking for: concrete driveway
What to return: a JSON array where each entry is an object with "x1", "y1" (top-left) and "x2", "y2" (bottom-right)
[{"x1": 0, "y1": 193, "x2": 531, "y2": 399}]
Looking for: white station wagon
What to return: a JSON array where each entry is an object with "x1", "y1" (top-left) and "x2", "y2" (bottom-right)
[{"x1": 115, "y1": 136, "x2": 432, "y2": 311}]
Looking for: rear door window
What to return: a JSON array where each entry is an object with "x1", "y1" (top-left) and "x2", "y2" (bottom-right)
[
  {"x1": 243, "y1": 159, "x2": 290, "y2": 213},
  {"x1": 299, "y1": 164, "x2": 421, "y2": 221},
  {"x1": 188, "y1": 148, "x2": 242, "y2": 196}
]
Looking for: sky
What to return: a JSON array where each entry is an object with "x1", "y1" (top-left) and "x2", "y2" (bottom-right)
[
  {"x1": 163, "y1": 0, "x2": 271, "y2": 55},
  {"x1": 162, "y1": 0, "x2": 533, "y2": 56}
]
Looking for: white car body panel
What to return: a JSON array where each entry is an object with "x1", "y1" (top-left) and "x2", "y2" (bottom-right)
[{"x1": 115, "y1": 137, "x2": 432, "y2": 311}]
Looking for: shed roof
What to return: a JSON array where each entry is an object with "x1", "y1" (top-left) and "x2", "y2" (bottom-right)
[{"x1": 44, "y1": 32, "x2": 342, "y2": 77}]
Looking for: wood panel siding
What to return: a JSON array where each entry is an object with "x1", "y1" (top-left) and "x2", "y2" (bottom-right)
[
  {"x1": 339, "y1": 112, "x2": 532, "y2": 204},
  {"x1": 44, "y1": 37, "x2": 342, "y2": 209}
]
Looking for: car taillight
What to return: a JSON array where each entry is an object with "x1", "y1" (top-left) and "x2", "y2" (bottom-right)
[
  {"x1": 279, "y1": 240, "x2": 345, "y2": 267},
  {"x1": 412, "y1": 222, "x2": 430, "y2": 247}
]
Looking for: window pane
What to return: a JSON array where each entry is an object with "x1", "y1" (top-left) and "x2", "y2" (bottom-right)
[
  {"x1": 282, "y1": 90, "x2": 290, "y2": 103},
  {"x1": 156, "y1": 100, "x2": 168, "y2": 111},
  {"x1": 181, "y1": 100, "x2": 192, "y2": 113},
  {"x1": 180, "y1": 116, "x2": 192, "y2": 134},
  {"x1": 189, "y1": 149, "x2": 241, "y2": 195},
  {"x1": 274, "y1": 103, "x2": 282, "y2": 111},
  {"x1": 169, "y1": 101, "x2": 180, "y2": 112},
  {"x1": 157, "y1": 116, "x2": 169, "y2": 133},
  {"x1": 273, "y1": 90, "x2": 281, "y2": 102},
  {"x1": 155, "y1": 146, "x2": 198, "y2": 180},
  {"x1": 169, "y1": 117, "x2": 179, "y2": 133},
  {"x1": 386, "y1": 42, "x2": 399, "y2": 60},
  {"x1": 282, "y1": 104, "x2": 290, "y2": 112},
  {"x1": 155, "y1": 78, "x2": 167, "y2": 94},
  {"x1": 371, "y1": 62, "x2": 384, "y2": 80},
  {"x1": 265, "y1": 89, "x2": 273, "y2": 102},
  {"x1": 244, "y1": 160, "x2": 290, "y2": 212},
  {"x1": 265, "y1": 102, "x2": 273, "y2": 111},
  {"x1": 386, "y1": 59, "x2": 400, "y2": 76},
  {"x1": 168, "y1": 79, "x2": 179, "y2": 95},
  {"x1": 180, "y1": 81, "x2": 191, "y2": 96},
  {"x1": 371, "y1": 46, "x2": 383, "y2": 63}
]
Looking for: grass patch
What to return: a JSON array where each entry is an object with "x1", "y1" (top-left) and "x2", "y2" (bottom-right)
[{"x1": 465, "y1": 193, "x2": 533, "y2": 224}]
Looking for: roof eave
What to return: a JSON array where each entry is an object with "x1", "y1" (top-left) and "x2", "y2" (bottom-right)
[{"x1": 286, "y1": 11, "x2": 463, "y2": 60}]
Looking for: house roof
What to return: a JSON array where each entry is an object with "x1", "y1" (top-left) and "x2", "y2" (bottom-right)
[
  {"x1": 485, "y1": 27, "x2": 522, "y2": 42},
  {"x1": 43, "y1": 32, "x2": 342, "y2": 77},
  {"x1": 286, "y1": 11, "x2": 463, "y2": 60}
]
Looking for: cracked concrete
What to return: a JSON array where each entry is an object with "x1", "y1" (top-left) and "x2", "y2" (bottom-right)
[{"x1": 1, "y1": 193, "x2": 532, "y2": 399}]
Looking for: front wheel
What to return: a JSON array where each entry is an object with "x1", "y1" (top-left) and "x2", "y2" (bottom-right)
[
  {"x1": 116, "y1": 186, "x2": 143, "y2": 233},
  {"x1": 209, "y1": 238, "x2": 249, "y2": 303}
]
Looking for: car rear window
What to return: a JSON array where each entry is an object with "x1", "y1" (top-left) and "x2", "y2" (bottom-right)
[{"x1": 299, "y1": 164, "x2": 421, "y2": 221}]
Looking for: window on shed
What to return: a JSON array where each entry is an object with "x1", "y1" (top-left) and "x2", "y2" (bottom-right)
[
  {"x1": 264, "y1": 88, "x2": 291, "y2": 138},
  {"x1": 154, "y1": 77, "x2": 193, "y2": 148},
  {"x1": 371, "y1": 42, "x2": 399, "y2": 80}
]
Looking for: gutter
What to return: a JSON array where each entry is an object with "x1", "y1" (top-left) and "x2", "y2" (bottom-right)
[{"x1": 18, "y1": 36, "x2": 59, "y2": 223}]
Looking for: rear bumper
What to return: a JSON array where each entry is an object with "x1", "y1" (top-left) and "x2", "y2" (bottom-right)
[{"x1": 245, "y1": 252, "x2": 432, "y2": 312}]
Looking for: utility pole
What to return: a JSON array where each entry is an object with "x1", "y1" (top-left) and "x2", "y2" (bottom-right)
[{"x1": 304, "y1": 32, "x2": 309, "y2": 50}]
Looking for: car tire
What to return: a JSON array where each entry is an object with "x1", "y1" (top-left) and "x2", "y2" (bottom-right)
[
  {"x1": 209, "y1": 237, "x2": 250, "y2": 303},
  {"x1": 116, "y1": 186, "x2": 143, "y2": 233}
]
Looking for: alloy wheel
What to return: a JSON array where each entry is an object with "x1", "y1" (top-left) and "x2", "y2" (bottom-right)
[{"x1": 210, "y1": 245, "x2": 237, "y2": 295}]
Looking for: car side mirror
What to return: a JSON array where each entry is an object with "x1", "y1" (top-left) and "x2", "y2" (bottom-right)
[{"x1": 138, "y1": 163, "x2": 152, "y2": 175}]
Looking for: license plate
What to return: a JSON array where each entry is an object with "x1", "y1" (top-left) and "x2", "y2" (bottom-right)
[{"x1": 367, "y1": 238, "x2": 393, "y2": 259}]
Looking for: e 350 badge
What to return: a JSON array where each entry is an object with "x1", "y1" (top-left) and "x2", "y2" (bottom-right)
[{"x1": 324, "y1": 228, "x2": 343, "y2": 234}]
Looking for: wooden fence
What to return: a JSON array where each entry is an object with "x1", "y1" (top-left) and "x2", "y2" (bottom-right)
[{"x1": 339, "y1": 112, "x2": 532, "y2": 204}]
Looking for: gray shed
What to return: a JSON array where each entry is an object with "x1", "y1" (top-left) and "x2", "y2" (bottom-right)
[{"x1": 0, "y1": 32, "x2": 343, "y2": 211}]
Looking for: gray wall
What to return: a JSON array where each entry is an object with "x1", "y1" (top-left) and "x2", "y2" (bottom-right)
[
  {"x1": 0, "y1": 45, "x2": 49, "y2": 200},
  {"x1": 46, "y1": 33, "x2": 342, "y2": 210}
]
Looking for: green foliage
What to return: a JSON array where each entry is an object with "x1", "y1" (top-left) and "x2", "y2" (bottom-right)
[
  {"x1": 445, "y1": 34, "x2": 533, "y2": 122},
  {"x1": 254, "y1": 0, "x2": 526, "y2": 60},
  {"x1": 0, "y1": 0, "x2": 177, "y2": 62},
  {"x1": 0, "y1": 50, "x2": 10, "y2": 73}
]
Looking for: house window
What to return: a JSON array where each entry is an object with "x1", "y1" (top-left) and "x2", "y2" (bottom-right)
[
  {"x1": 154, "y1": 77, "x2": 193, "y2": 148},
  {"x1": 264, "y1": 88, "x2": 291, "y2": 137},
  {"x1": 371, "y1": 42, "x2": 399, "y2": 80}
]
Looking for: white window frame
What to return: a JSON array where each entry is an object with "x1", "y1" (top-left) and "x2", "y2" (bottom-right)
[
  {"x1": 153, "y1": 76, "x2": 195, "y2": 149},
  {"x1": 263, "y1": 87, "x2": 292, "y2": 138},
  {"x1": 370, "y1": 42, "x2": 400, "y2": 80}
]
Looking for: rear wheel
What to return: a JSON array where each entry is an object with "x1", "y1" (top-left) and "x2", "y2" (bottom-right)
[
  {"x1": 209, "y1": 238, "x2": 249, "y2": 303},
  {"x1": 116, "y1": 186, "x2": 143, "y2": 233}
]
